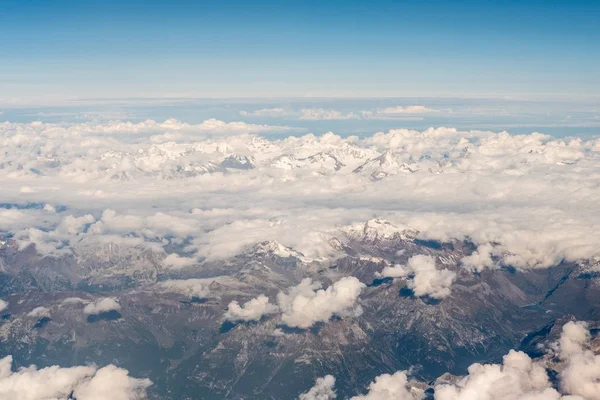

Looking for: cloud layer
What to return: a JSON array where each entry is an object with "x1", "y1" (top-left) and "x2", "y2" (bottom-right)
[{"x1": 2, "y1": 120, "x2": 600, "y2": 275}]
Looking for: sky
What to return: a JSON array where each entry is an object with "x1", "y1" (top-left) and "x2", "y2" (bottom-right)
[{"x1": 1, "y1": 0, "x2": 599, "y2": 103}]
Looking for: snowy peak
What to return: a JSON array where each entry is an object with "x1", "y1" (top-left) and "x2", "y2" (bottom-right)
[
  {"x1": 353, "y1": 151, "x2": 417, "y2": 180},
  {"x1": 246, "y1": 240, "x2": 307, "y2": 260},
  {"x1": 341, "y1": 219, "x2": 417, "y2": 243},
  {"x1": 305, "y1": 152, "x2": 345, "y2": 171},
  {"x1": 220, "y1": 154, "x2": 256, "y2": 170}
]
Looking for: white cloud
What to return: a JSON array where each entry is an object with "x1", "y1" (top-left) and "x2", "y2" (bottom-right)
[
  {"x1": 27, "y1": 307, "x2": 50, "y2": 318},
  {"x1": 83, "y1": 298, "x2": 121, "y2": 315},
  {"x1": 240, "y1": 108, "x2": 289, "y2": 117},
  {"x1": 381, "y1": 105, "x2": 437, "y2": 114},
  {"x1": 433, "y1": 320, "x2": 599, "y2": 400},
  {"x1": 435, "y1": 350, "x2": 560, "y2": 400},
  {"x1": 407, "y1": 256, "x2": 456, "y2": 299},
  {"x1": 362, "y1": 105, "x2": 438, "y2": 120},
  {"x1": 70, "y1": 364, "x2": 152, "y2": 400},
  {"x1": 0, "y1": 209, "x2": 34, "y2": 230},
  {"x1": 558, "y1": 321, "x2": 590, "y2": 360},
  {"x1": 460, "y1": 244, "x2": 497, "y2": 272},
  {"x1": 319, "y1": 320, "x2": 596, "y2": 400},
  {"x1": 0, "y1": 300, "x2": 8, "y2": 313},
  {"x1": 299, "y1": 375, "x2": 337, "y2": 400},
  {"x1": 379, "y1": 255, "x2": 456, "y2": 299},
  {"x1": 0, "y1": 355, "x2": 151, "y2": 400},
  {"x1": 277, "y1": 277, "x2": 365, "y2": 329},
  {"x1": 157, "y1": 279, "x2": 208, "y2": 298},
  {"x1": 299, "y1": 109, "x2": 360, "y2": 120},
  {"x1": 239, "y1": 105, "x2": 437, "y2": 121},
  {"x1": 2, "y1": 120, "x2": 600, "y2": 273},
  {"x1": 162, "y1": 253, "x2": 197, "y2": 269},
  {"x1": 378, "y1": 264, "x2": 410, "y2": 278},
  {"x1": 558, "y1": 321, "x2": 600, "y2": 399},
  {"x1": 224, "y1": 294, "x2": 279, "y2": 322},
  {"x1": 60, "y1": 297, "x2": 90, "y2": 305},
  {"x1": 350, "y1": 371, "x2": 415, "y2": 400}
]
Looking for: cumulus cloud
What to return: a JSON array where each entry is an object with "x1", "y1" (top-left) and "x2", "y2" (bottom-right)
[
  {"x1": 558, "y1": 321, "x2": 590, "y2": 359},
  {"x1": 407, "y1": 256, "x2": 456, "y2": 299},
  {"x1": 224, "y1": 294, "x2": 279, "y2": 322},
  {"x1": 162, "y1": 253, "x2": 197, "y2": 269},
  {"x1": 61, "y1": 297, "x2": 90, "y2": 305},
  {"x1": 158, "y1": 279, "x2": 208, "y2": 298},
  {"x1": 460, "y1": 244, "x2": 497, "y2": 272},
  {"x1": 0, "y1": 355, "x2": 151, "y2": 400},
  {"x1": 0, "y1": 300, "x2": 8, "y2": 313},
  {"x1": 83, "y1": 298, "x2": 121, "y2": 315},
  {"x1": 435, "y1": 350, "x2": 560, "y2": 400},
  {"x1": 378, "y1": 264, "x2": 410, "y2": 279},
  {"x1": 379, "y1": 255, "x2": 456, "y2": 299},
  {"x1": 350, "y1": 371, "x2": 416, "y2": 400},
  {"x1": 433, "y1": 320, "x2": 599, "y2": 400},
  {"x1": 27, "y1": 307, "x2": 50, "y2": 318},
  {"x1": 298, "y1": 375, "x2": 337, "y2": 400},
  {"x1": 70, "y1": 364, "x2": 152, "y2": 400},
  {"x1": 307, "y1": 320, "x2": 595, "y2": 400},
  {"x1": 277, "y1": 277, "x2": 365, "y2": 329},
  {"x1": 558, "y1": 321, "x2": 600, "y2": 399}
]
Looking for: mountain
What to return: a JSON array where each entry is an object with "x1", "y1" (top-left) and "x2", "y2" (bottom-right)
[{"x1": 0, "y1": 225, "x2": 598, "y2": 399}]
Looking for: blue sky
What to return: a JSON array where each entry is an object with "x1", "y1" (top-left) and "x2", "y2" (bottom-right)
[{"x1": 1, "y1": 0, "x2": 599, "y2": 102}]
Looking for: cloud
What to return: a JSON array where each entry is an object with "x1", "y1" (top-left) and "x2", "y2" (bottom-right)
[
  {"x1": 0, "y1": 209, "x2": 35, "y2": 230},
  {"x1": 434, "y1": 320, "x2": 599, "y2": 400},
  {"x1": 224, "y1": 294, "x2": 279, "y2": 322},
  {"x1": 162, "y1": 253, "x2": 197, "y2": 269},
  {"x1": 303, "y1": 320, "x2": 595, "y2": 400},
  {"x1": 379, "y1": 255, "x2": 456, "y2": 299},
  {"x1": 158, "y1": 279, "x2": 208, "y2": 298},
  {"x1": 459, "y1": 244, "x2": 497, "y2": 272},
  {"x1": 238, "y1": 105, "x2": 437, "y2": 121},
  {"x1": 240, "y1": 108, "x2": 289, "y2": 117},
  {"x1": 407, "y1": 256, "x2": 456, "y2": 299},
  {"x1": 83, "y1": 298, "x2": 121, "y2": 315},
  {"x1": 70, "y1": 364, "x2": 152, "y2": 400},
  {"x1": 0, "y1": 300, "x2": 8, "y2": 313},
  {"x1": 558, "y1": 321, "x2": 590, "y2": 359},
  {"x1": 299, "y1": 375, "x2": 337, "y2": 400},
  {"x1": 380, "y1": 105, "x2": 437, "y2": 114},
  {"x1": 299, "y1": 109, "x2": 360, "y2": 120},
  {"x1": 435, "y1": 350, "x2": 560, "y2": 400},
  {"x1": 2, "y1": 120, "x2": 600, "y2": 273},
  {"x1": 350, "y1": 371, "x2": 415, "y2": 400},
  {"x1": 378, "y1": 264, "x2": 410, "y2": 278},
  {"x1": 0, "y1": 355, "x2": 151, "y2": 400},
  {"x1": 60, "y1": 297, "x2": 90, "y2": 305},
  {"x1": 558, "y1": 321, "x2": 600, "y2": 399},
  {"x1": 362, "y1": 105, "x2": 438, "y2": 120},
  {"x1": 34, "y1": 118, "x2": 300, "y2": 136},
  {"x1": 27, "y1": 307, "x2": 50, "y2": 318},
  {"x1": 277, "y1": 277, "x2": 365, "y2": 329}
]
